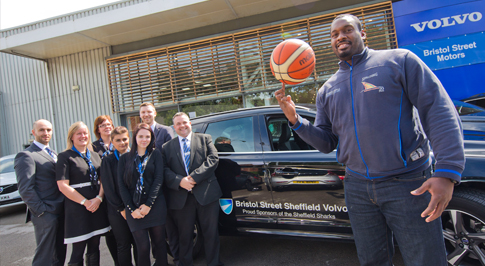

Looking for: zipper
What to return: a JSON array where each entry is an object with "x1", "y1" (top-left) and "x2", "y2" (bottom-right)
[{"x1": 348, "y1": 59, "x2": 370, "y2": 178}]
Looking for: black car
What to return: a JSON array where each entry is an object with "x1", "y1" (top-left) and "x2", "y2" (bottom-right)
[
  {"x1": 461, "y1": 93, "x2": 485, "y2": 109},
  {"x1": 186, "y1": 106, "x2": 485, "y2": 266},
  {"x1": 453, "y1": 100, "x2": 485, "y2": 141}
]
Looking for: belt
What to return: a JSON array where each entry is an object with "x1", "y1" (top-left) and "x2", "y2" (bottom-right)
[
  {"x1": 71, "y1": 181, "x2": 100, "y2": 189},
  {"x1": 392, "y1": 166, "x2": 432, "y2": 179}
]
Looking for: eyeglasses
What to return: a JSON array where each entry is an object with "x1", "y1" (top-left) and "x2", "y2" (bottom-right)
[{"x1": 99, "y1": 123, "x2": 112, "y2": 128}]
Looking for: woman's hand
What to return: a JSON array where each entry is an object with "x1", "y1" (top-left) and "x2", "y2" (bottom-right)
[
  {"x1": 85, "y1": 198, "x2": 101, "y2": 213},
  {"x1": 120, "y1": 210, "x2": 126, "y2": 220},
  {"x1": 131, "y1": 209, "x2": 144, "y2": 219},
  {"x1": 139, "y1": 204, "x2": 151, "y2": 216}
]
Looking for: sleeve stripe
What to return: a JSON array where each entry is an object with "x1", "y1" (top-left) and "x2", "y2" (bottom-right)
[{"x1": 434, "y1": 169, "x2": 461, "y2": 177}]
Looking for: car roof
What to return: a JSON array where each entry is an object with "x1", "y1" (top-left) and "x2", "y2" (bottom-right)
[
  {"x1": 191, "y1": 105, "x2": 315, "y2": 124},
  {"x1": 0, "y1": 154, "x2": 16, "y2": 161}
]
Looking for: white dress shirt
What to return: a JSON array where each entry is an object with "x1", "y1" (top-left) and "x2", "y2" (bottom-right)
[{"x1": 33, "y1": 140, "x2": 57, "y2": 162}]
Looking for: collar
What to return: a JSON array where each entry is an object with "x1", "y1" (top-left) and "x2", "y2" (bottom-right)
[
  {"x1": 33, "y1": 140, "x2": 49, "y2": 151},
  {"x1": 150, "y1": 122, "x2": 157, "y2": 132},
  {"x1": 338, "y1": 47, "x2": 369, "y2": 70},
  {"x1": 178, "y1": 132, "x2": 193, "y2": 142}
]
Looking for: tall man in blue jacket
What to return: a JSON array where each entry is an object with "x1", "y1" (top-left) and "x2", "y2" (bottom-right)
[{"x1": 276, "y1": 14, "x2": 464, "y2": 266}]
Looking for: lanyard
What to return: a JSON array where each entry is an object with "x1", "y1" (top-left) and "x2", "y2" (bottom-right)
[
  {"x1": 99, "y1": 139, "x2": 114, "y2": 158},
  {"x1": 114, "y1": 150, "x2": 120, "y2": 161},
  {"x1": 135, "y1": 151, "x2": 149, "y2": 186},
  {"x1": 71, "y1": 146, "x2": 98, "y2": 189}
]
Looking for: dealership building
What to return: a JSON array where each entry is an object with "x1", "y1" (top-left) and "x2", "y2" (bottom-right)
[{"x1": 0, "y1": 0, "x2": 483, "y2": 155}]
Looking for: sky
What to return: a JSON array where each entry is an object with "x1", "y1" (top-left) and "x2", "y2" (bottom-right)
[{"x1": 0, "y1": 0, "x2": 119, "y2": 29}]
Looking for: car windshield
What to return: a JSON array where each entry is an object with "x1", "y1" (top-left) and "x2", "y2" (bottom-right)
[
  {"x1": 0, "y1": 157, "x2": 15, "y2": 174},
  {"x1": 453, "y1": 100, "x2": 485, "y2": 115}
]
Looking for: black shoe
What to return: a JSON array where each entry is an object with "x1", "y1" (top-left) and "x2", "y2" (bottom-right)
[
  {"x1": 67, "y1": 260, "x2": 83, "y2": 266},
  {"x1": 85, "y1": 251, "x2": 100, "y2": 266}
]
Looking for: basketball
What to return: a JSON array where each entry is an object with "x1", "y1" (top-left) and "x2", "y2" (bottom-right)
[{"x1": 270, "y1": 39, "x2": 315, "y2": 85}]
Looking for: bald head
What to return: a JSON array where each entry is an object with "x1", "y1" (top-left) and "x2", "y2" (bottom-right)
[{"x1": 32, "y1": 119, "x2": 53, "y2": 145}]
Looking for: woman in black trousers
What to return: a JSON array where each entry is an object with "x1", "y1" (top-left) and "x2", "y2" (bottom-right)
[
  {"x1": 101, "y1": 126, "x2": 137, "y2": 266},
  {"x1": 118, "y1": 123, "x2": 167, "y2": 266},
  {"x1": 92, "y1": 115, "x2": 121, "y2": 266}
]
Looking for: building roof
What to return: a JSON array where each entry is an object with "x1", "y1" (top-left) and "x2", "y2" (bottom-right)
[{"x1": 0, "y1": 0, "x2": 372, "y2": 60}]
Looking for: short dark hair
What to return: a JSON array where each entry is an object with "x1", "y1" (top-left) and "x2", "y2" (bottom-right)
[
  {"x1": 172, "y1": 112, "x2": 190, "y2": 122},
  {"x1": 139, "y1": 102, "x2": 156, "y2": 110},
  {"x1": 333, "y1": 14, "x2": 362, "y2": 31},
  {"x1": 110, "y1": 126, "x2": 129, "y2": 140}
]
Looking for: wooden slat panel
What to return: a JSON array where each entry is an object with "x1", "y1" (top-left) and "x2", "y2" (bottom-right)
[{"x1": 107, "y1": 2, "x2": 396, "y2": 113}]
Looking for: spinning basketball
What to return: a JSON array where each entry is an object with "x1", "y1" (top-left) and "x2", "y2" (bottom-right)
[{"x1": 270, "y1": 39, "x2": 315, "y2": 85}]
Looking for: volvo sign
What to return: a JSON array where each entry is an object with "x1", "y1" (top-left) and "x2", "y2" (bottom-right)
[
  {"x1": 395, "y1": 1, "x2": 485, "y2": 46},
  {"x1": 410, "y1": 12, "x2": 482, "y2": 32}
]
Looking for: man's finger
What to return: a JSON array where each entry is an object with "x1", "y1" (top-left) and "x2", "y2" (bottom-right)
[
  {"x1": 411, "y1": 181, "x2": 429, "y2": 196},
  {"x1": 421, "y1": 197, "x2": 438, "y2": 218}
]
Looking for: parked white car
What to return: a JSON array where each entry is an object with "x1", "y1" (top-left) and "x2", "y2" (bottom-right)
[{"x1": 0, "y1": 154, "x2": 24, "y2": 208}]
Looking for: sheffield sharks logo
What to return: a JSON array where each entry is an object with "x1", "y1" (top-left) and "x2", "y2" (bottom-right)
[
  {"x1": 219, "y1": 199, "x2": 233, "y2": 215},
  {"x1": 361, "y1": 82, "x2": 384, "y2": 93}
]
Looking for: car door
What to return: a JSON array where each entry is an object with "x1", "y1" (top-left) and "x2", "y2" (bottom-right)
[
  {"x1": 259, "y1": 112, "x2": 353, "y2": 239},
  {"x1": 200, "y1": 115, "x2": 279, "y2": 233}
]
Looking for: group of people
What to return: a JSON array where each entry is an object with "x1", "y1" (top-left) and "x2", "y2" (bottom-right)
[
  {"x1": 14, "y1": 14, "x2": 464, "y2": 266},
  {"x1": 15, "y1": 102, "x2": 224, "y2": 266}
]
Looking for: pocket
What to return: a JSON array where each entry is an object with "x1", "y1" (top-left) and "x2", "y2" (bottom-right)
[{"x1": 391, "y1": 173, "x2": 427, "y2": 182}]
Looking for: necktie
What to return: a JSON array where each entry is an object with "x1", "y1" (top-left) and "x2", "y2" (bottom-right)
[
  {"x1": 45, "y1": 147, "x2": 57, "y2": 162},
  {"x1": 182, "y1": 138, "x2": 190, "y2": 174}
]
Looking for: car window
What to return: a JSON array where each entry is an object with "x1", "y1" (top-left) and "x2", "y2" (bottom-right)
[
  {"x1": 453, "y1": 100, "x2": 485, "y2": 115},
  {"x1": 205, "y1": 117, "x2": 255, "y2": 152},
  {"x1": 267, "y1": 116, "x2": 315, "y2": 151},
  {"x1": 0, "y1": 157, "x2": 15, "y2": 174}
]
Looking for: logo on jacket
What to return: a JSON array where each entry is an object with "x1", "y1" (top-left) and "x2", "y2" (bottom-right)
[
  {"x1": 361, "y1": 82, "x2": 384, "y2": 93},
  {"x1": 219, "y1": 199, "x2": 233, "y2": 215}
]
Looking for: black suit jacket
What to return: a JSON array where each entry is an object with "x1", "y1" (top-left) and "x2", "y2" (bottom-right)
[
  {"x1": 162, "y1": 133, "x2": 222, "y2": 209},
  {"x1": 14, "y1": 144, "x2": 64, "y2": 222},
  {"x1": 153, "y1": 123, "x2": 174, "y2": 151}
]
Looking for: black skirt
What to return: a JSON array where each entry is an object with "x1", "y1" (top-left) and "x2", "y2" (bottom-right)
[{"x1": 56, "y1": 150, "x2": 111, "y2": 243}]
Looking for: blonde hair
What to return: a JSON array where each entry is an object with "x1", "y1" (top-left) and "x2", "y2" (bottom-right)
[{"x1": 65, "y1": 121, "x2": 93, "y2": 151}]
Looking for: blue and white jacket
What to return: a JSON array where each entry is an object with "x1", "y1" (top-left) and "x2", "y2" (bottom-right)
[{"x1": 291, "y1": 48, "x2": 465, "y2": 182}]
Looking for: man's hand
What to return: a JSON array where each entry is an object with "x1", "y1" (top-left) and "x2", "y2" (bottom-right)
[
  {"x1": 411, "y1": 177, "x2": 455, "y2": 222},
  {"x1": 120, "y1": 209, "x2": 126, "y2": 220},
  {"x1": 275, "y1": 83, "x2": 298, "y2": 125},
  {"x1": 180, "y1": 176, "x2": 196, "y2": 191}
]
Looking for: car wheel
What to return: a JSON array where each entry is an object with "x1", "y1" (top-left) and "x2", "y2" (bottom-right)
[
  {"x1": 441, "y1": 188, "x2": 485, "y2": 266},
  {"x1": 166, "y1": 220, "x2": 203, "y2": 259}
]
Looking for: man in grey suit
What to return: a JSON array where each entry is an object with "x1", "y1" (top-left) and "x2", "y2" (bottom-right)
[
  {"x1": 139, "y1": 102, "x2": 174, "y2": 150},
  {"x1": 162, "y1": 112, "x2": 223, "y2": 266},
  {"x1": 14, "y1": 119, "x2": 66, "y2": 266}
]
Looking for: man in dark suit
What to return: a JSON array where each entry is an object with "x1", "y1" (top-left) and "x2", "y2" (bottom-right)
[
  {"x1": 162, "y1": 112, "x2": 223, "y2": 266},
  {"x1": 139, "y1": 102, "x2": 174, "y2": 150},
  {"x1": 14, "y1": 119, "x2": 66, "y2": 266}
]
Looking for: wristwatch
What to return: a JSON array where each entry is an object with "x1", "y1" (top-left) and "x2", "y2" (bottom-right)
[
  {"x1": 450, "y1": 178, "x2": 458, "y2": 184},
  {"x1": 96, "y1": 195, "x2": 103, "y2": 202},
  {"x1": 80, "y1": 198, "x2": 87, "y2": 205}
]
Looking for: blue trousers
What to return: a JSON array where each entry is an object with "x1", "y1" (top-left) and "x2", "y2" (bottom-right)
[{"x1": 344, "y1": 167, "x2": 447, "y2": 266}]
